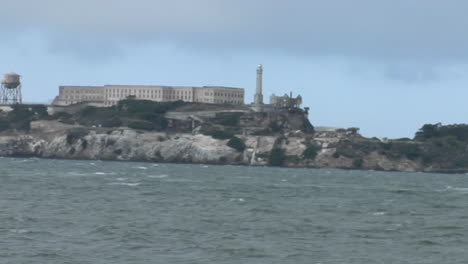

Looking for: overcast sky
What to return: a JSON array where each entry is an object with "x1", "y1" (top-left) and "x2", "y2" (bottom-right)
[{"x1": 1, "y1": 0, "x2": 468, "y2": 138}]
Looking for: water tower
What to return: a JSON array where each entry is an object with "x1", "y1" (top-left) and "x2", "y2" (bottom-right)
[{"x1": 1, "y1": 72, "x2": 22, "y2": 104}]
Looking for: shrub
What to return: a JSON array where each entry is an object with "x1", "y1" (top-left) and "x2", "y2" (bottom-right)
[
  {"x1": 0, "y1": 119, "x2": 10, "y2": 131},
  {"x1": 274, "y1": 135, "x2": 286, "y2": 146},
  {"x1": 251, "y1": 129, "x2": 271, "y2": 136},
  {"x1": 268, "y1": 122, "x2": 281, "y2": 133},
  {"x1": 353, "y1": 158, "x2": 364, "y2": 168},
  {"x1": 227, "y1": 137, "x2": 246, "y2": 152},
  {"x1": 30, "y1": 105, "x2": 49, "y2": 118},
  {"x1": 8, "y1": 105, "x2": 33, "y2": 123},
  {"x1": 286, "y1": 155, "x2": 300, "y2": 164},
  {"x1": 80, "y1": 106, "x2": 97, "y2": 117},
  {"x1": 205, "y1": 130, "x2": 234, "y2": 140},
  {"x1": 379, "y1": 142, "x2": 423, "y2": 160},
  {"x1": 102, "y1": 117, "x2": 122, "y2": 128},
  {"x1": 415, "y1": 123, "x2": 468, "y2": 142},
  {"x1": 77, "y1": 107, "x2": 117, "y2": 126},
  {"x1": 287, "y1": 107, "x2": 304, "y2": 114},
  {"x1": 52, "y1": 112, "x2": 73, "y2": 123},
  {"x1": 128, "y1": 121, "x2": 155, "y2": 131},
  {"x1": 140, "y1": 113, "x2": 168, "y2": 130},
  {"x1": 303, "y1": 144, "x2": 320, "y2": 160},
  {"x1": 66, "y1": 129, "x2": 88, "y2": 145},
  {"x1": 117, "y1": 100, "x2": 184, "y2": 114},
  {"x1": 215, "y1": 112, "x2": 244, "y2": 126},
  {"x1": 81, "y1": 139, "x2": 88, "y2": 150},
  {"x1": 268, "y1": 148, "x2": 286, "y2": 167}
]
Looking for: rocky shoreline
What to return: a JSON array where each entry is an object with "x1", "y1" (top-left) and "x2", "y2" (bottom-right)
[
  {"x1": 2, "y1": 102, "x2": 468, "y2": 174},
  {"x1": 0, "y1": 120, "x2": 431, "y2": 173}
]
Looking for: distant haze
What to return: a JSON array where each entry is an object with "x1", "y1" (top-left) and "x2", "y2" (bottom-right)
[{"x1": 1, "y1": 0, "x2": 468, "y2": 138}]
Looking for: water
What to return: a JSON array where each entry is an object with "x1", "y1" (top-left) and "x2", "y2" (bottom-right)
[{"x1": 1, "y1": 157, "x2": 468, "y2": 264}]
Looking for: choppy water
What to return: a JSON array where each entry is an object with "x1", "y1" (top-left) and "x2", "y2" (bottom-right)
[{"x1": 1, "y1": 158, "x2": 468, "y2": 263}]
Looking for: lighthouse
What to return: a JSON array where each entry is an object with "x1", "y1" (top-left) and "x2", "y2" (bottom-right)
[{"x1": 254, "y1": 64, "x2": 263, "y2": 105}]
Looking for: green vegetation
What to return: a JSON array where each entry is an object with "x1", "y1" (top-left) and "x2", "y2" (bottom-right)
[
  {"x1": 205, "y1": 130, "x2": 235, "y2": 140},
  {"x1": 66, "y1": 129, "x2": 88, "y2": 145},
  {"x1": 268, "y1": 148, "x2": 286, "y2": 166},
  {"x1": 0, "y1": 104, "x2": 51, "y2": 131},
  {"x1": 77, "y1": 106, "x2": 119, "y2": 127},
  {"x1": 58, "y1": 100, "x2": 185, "y2": 131},
  {"x1": 287, "y1": 107, "x2": 304, "y2": 114},
  {"x1": 286, "y1": 155, "x2": 300, "y2": 164},
  {"x1": 0, "y1": 119, "x2": 10, "y2": 132},
  {"x1": 227, "y1": 136, "x2": 246, "y2": 152},
  {"x1": 117, "y1": 99, "x2": 184, "y2": 114},
  {"x1": 214, "y1": 112, "x2": 244, "y2": 126},
  {"x1": 303, "y1": 144, "x2": 320, "y2": 160},
  {"x1": 274, "y1": 135, "x2": 286, "y2": 146},
  {"x1": 411, "y1": 123, "x2": 468, "y2": 167},
  {"x1": 203, "y1": 129, "x2": 246, "y2": 152},
  {"x1": 252, "y1": 121, "x2": 283, "y2": 136},
  {"x1": 415, "y1": 123, "x2": 468, "y2": 142},
  {"x1": 127, "y1": 121, "x2": 155, "y2": 131},
  {"x1": 353, "y1": 158, "x2": 364, "y2": 168},
  {"x1": 101, "y1": 117, "x2": 122, "y2": 128}
]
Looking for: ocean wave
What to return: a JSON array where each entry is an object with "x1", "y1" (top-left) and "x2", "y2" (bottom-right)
[
  {"x1": 148, "y1": 174, "x2": 168, "y2": 179},
  {"x1": 371, "y1": 212, "x2": 387, "y2": 216},
  {"x1": 116, "y1": 177, "x2": 128, "y2": 181},
  {"x1": 108, "y1": 182, "x2": 141, "y2": 187},
  {"x1": 229, "y1": 198, "x2": 245, "y2": 202},
  {"x1": 9, "y1": 229, "x2": 29, "y2": 234},
  {"x1": 446, "y1": 186, "x2": 468, "y2": 192}
]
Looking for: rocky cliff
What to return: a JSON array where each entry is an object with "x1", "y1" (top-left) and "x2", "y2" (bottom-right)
[
  {"x1": 0, "y1": 120, "x2": 424, "y2": 172},
  {"x1": 2, "y1": 103, "x2": 468, "y2": 173}
]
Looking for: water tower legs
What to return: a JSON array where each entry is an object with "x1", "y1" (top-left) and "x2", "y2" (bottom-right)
[{"x1": 1, "y1": 84, "x2": 22, "y2": 104}]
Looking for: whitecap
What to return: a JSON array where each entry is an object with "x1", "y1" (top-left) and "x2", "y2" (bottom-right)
[
  {"x1": 148, "y1": 174, "x2": 168, "y2": 179},
  {"x1": 452, "y1": 187, "x2": 468, "y2": 192},
  {"x1": 109, "y1": 182, "x2": 141, "y2": 187},
  {"x1": 446, "y1": 186, "x2": 468, "y2": 192},
  {"x1": 66, "y1": 172, "x2": 94, "y2": 177},
  {"x1": 229, "y1": 198, "x2": 245, "y2": 202},
  {"x1": 116, "y1": 177, "x2": 128, "y2": 181},
  {"x1": 10, "y1": 229, "x2": 29, "y2": 234},
  {"x1": 95, "y1": 172, "x2": 107, "y2": 175},
  {"x1": 372, "y1": 212, "x2": 387, "y2": 216},
  {"x1": 133, "y1": 166, "x2": 148, "y2": 170}
]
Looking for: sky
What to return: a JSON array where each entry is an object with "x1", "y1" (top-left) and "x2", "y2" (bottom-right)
[{"x1": 1, "y1": 0, "x2": 468, "y2": 138}]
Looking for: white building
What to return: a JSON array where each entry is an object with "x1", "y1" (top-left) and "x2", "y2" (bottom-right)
[{"x1": 52, "y1": 85, "x2": 245, "y2": 106}]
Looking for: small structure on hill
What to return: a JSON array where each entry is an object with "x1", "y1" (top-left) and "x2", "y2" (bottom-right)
[
  {"x1": 1, "y1": 72, "x2": 22, "y2": 104},
  {"x1": 269, "y1": 92, "x2": 302, "y2": 108},
  {"x1": 253, "y1": 64, "x2": 264, "y2": 105}
]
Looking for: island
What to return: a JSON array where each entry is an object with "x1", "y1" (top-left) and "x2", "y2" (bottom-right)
[{"x1": 1, "y1": 100, "x2": 468, "y2": 174}]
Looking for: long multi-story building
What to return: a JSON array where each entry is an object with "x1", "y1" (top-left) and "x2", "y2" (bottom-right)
[{"x1": 52, "y1": 85, "x2": 245, "y2": 106}]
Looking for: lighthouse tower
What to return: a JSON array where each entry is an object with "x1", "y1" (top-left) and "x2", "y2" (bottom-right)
[{"x1": 254, "y1": 64, "x2": 263, "y2": 105}]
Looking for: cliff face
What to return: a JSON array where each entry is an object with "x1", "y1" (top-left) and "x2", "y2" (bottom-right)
[{"x1": 0, "y1": 120, "x2": 423, "y2": 172}]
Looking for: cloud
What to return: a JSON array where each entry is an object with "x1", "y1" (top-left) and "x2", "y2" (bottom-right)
[
  {"x1": 384, "y1": 64, "x2": 439, "y2": 83},
  {"x1": 1, "y1": 0, "x2": 468, "y2": 62}
]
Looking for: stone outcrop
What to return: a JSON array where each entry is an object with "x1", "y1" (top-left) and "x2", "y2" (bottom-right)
[{"x1": 0, "y1": 120, "x2": 426, "y2": 172}]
